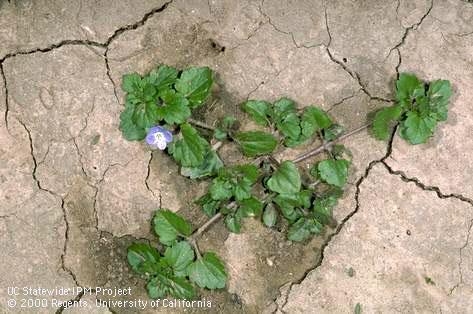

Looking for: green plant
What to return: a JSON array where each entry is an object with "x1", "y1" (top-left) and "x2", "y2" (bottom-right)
[
  {"x1": 127, "y1": 209, "x2": 226, "y2": 299},
  {"x1": 372, "y1": 73, "x2": 452, "y2": 144},
  {"x1": 119, "y1": 65, "x2": 451, "y2": 300}
]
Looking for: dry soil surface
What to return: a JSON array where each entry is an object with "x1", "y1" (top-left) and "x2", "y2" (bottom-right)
[{"x1": 0, "y1": 0, "x2": 472, "y2": 313}]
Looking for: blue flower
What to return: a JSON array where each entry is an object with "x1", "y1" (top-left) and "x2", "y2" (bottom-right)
[{"x1": 146, "y1": 126, "x2": 173, "y2": 150}]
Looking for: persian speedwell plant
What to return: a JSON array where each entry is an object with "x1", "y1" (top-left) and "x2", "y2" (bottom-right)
[
  {"x1": 372, "y1": 73, "x2": 452, "y2": 144},
  {"x1": 145, "y1": 126, "x2": 173, "y2": 150},
  {"x1": 118, "y1": 64, "x2": 452, "y2": 299}
]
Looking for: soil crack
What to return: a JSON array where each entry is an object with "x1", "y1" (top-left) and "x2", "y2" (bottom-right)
[
  {"x1": 381, "y1": 162, "x2": 473, "y2": 206},
  {"x1": 323, "y1": 3, "x2": 394, "y2": 103},
  {"x1": 272, "y1": 125, "x2": 398, "y2": 312}
]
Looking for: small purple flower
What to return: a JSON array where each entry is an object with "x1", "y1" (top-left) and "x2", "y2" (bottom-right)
[{"x1": 146, "y1": 126, "x2": 173, "y2": 150}]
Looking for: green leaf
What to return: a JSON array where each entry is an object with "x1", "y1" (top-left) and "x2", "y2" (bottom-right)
[
  {"x1": 157, "y1": 89, "x2": 191, "y2": 125},
  {"x1": 175, "y1": 67, "x2": 213, "y2": 107},
  {"x1": 148, "y1": 65, "x2": 178, "y2": 90},
  {"x1": 225, "y1": 214, "x2": 241, "y2": 233},
  {"x1": 221, "y1": 116, "x2": 237, "y2": 130},
  {"x1": 132, "y1": 101, "x2": 160, "y2": 129},
  {"x1": 301, "y1": 106, "x2": 332, "y2": 137},
  {"x1": 125, "y1": 77, "x2": 156, "y2": 106},
  {"x1": 287, "y1": 218, "x2": 312, "y2": 242},
  {"x1": 354, "y1": 303, "x2": 362, "y2": 314},
  {"x1": 323, "y1": 124, "x2": 345, "y2": 141},
  {"x1": 153, "y1": 209, "x2": 192, "y2": 246},
  {"x1": 372, "y1": 105, "x2": 403, "y2": 140},
  {"x1": 396, "y1": 73, "x2": 425, "y2": 108},
  {"x1": 234, "y1": 131, "x2": 278, "y2": 157},
  {"x1": 273, "y1": 195, "x2": 302, "y2": 222},
  {"x1": 277, "y1": 112, "x2": 301, "y2": 141},
  {"x1": 209, "y1": 178, "x2": 233, "y2": 200},
  {"x1": 272, "y1": 98, "x2": 297, "y2": 120},
  {"x1": 267, "y1": 161, "x2": 301, "y2": 194},
  {"x1": 122, "y1": 73, "x2": 142, "y2": 93},
  {"x1": 399, "y1": 111, "x2": 436, "y2": 144},
  {"x1": 263, "y1": 203, "x2": 278, "y2": 227},
  {"x1": 147, "y1": 273, "x2": 195, "y2": 299},
  {"x1": 214, "y1": 128, "x2": 227, "y2": 140},
  {"x1": 234, "y1": 178, "x2": 252, "y2": 201},
  {"x1": 233, "y1": 164, "x2": 259, "y2": 183},
  {"x1": 196, "y1": 194, "x2": 220, "y2": 217},
  {"x1": 188, "y1": 252, "x2": 227, "y2": 289},
  {"x1": 273, "y1": 191, "x2": 310, "y2": 211},
  {"x1": 331, "y1": 144, "x2": 353, "y2": 162},
  {"x1": 318, "y1": 159, "x2": 350, "y2": 188},
  {"x1": 313, "y1": 188, "x2": 341, "y2": 227},
  {"x1": 119, "y1": 102, "x2": 146, "y2": 141},
  {"x1": 272, "y1": 98, "x2": 301, "y2": 142},
  {"x1": 242, "y1": 100, "x2": 272, "y2": 126},
  {"x1": 163, "y1": 241, "x2": 195, "y2": 277},
  {"x1": 238, "y1": 197, "x2": 263, "y2": 217},
  {"x1": 127, "y1": 243, "x2": 161, "y2": 275},
  {"x1": 298, "y1": 190, "x2": 312, "y2": 209},
  {"x1": 427, "y1": 79, "x2": 451, "y2": 121},
  {"x1": 171, "y1": 123, "x2": 210, "y2": 167},
  {"x1": 180, "y1": 150, "x2": 223, "y2": 179}
]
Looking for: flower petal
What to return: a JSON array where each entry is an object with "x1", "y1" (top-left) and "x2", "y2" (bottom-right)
[
  {"x1": 146, "y1": 132, "x2": 157, "y2": 145},
  {"x1": 163, "y1": 130, "x2": 173, "y2": 143},
  {"x1": 156, "y1": 139, "x2": 167, "y2": 150}
]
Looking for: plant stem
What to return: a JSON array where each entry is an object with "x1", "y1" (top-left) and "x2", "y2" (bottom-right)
[
  {"x1": 188, "y1": 118, "x2": 216, "y2": 131},
  {"x1": 191, "y1": 212, "x2": 223, "y2": 239},
  {"x1": 189, "y1": 238, "x2": 202, "y2": 259},
  {"x1": 292, "y1": 123, "x2": 371, "y2": 163},
  {"x1": 212, "y1": 141, "x2": 223, "y2": 151}
]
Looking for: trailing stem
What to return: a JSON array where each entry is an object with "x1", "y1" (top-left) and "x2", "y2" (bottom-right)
[
  {"x1": 190, "y1": 122, "x2": 372, "y2": 236},
  {"x1": 292, "y1": 123, "x2": 371, "y2": 163}
]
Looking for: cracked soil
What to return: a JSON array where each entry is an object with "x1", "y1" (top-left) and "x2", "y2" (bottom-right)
[{"x1": 1, "y1": 0, "x2": 473, "y2": 313}]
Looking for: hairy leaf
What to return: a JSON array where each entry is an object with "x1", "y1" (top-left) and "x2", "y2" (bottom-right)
[
  {"x1": 273, "y1": 195, "x2": 302, "y2": 223},
  {"x1": 323, "y1": 124, "x2": 345, "y2": 141},
  {"x1": 233, "y1": 164, "x2": 259, "y2": 183},
  {"x1": 267, "y1": 161, "x2": 301, "y2": 194},
  {"x1": 153, "y1": 209, "x2": 192, "y2": 246},
  {"x1": 157, "y1": 89, "x2": 191, "y2": 125},
  {"x1": 318, "y1": 159, "x2": 350, "y2": 188},
  {"x1": 234, "y1": 131, "x2": 278, "y2": 157},
  {"x1": 171, "y1": 123, "x2": 210, "y2": 167},
  {"x1": 147, "y1": 273, "x2": 195, "y2": 299},
  {"x1": 122, "y1": 73, "x2": 142, "y2": 94},
  {"x1": 238, "y1": 197, "x2": 263, "y2": 217},
  {"x1": 242, "y1": 100, "x2": 272, "y2": 126},
  {"x1": 163, "y1": 241, "x2": 194, "y2": 278},
  {"x1": 132, "y1": 101, "x2": 160, "y2": 129},
  {"x1": 180, "y1": 150, "x2": 223, "y2": 179},
  {"x1": 127, "y1": 243, "x2": 161, "y2": 275},
  {"x1": 287, "y1": 218, "x2": 312, "y2": 242},
  {"x1": 196, "y1": 194, "x2": 220, "y2": 217},
  {"x1": 175, "y1": 67, "x2": 213, "y2": 107},
  {"x1": 209, "y1": 178, "x2": 233, "y2": 200},
  {"x1": 188, "y1": 252, "x2": 227, "y2": 289},
  {"x1": 277, "y1": 112, "x2": 301, "y2": 141},
  {"x1": 427, "y1": 79, "x2": 452, "y2": 121},
  {"x1": 148, "y1": 65, "x2": 178, "y2": 90},
  {"x1": 225, "y1": 214, "x2": 241, "y2": 233},
  {"x1": 263, "y1": 203, "x2": 278, "y2": 227},
  {"x1": 234, "y1": 178, "x2": 253, "y2": 201},
  {"x1": 272, "y1": 98, "x2": 297, "y2": 120},
  {"x1": 372, "y1": 105, "x2": 403, "y2": 140},
  {"x1": 399, "y1": 111, "x2": 436, "y2": 144},
  {"x1": 119, "y1": 102, "x2": 146, "y2": 141},
  {"x1": 301, "y1": 106, "x2": 332, "y2": 137},
  {"x1": 396, "y1": 73, "x2": 425, "y2": 108}
]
